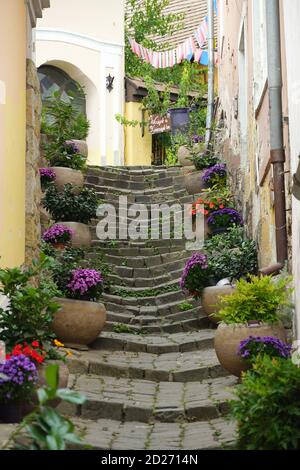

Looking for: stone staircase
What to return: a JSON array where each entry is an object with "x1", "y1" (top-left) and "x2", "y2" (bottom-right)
[{"x1": 61, "y1": 166, "x2": 236, "y2": 450}]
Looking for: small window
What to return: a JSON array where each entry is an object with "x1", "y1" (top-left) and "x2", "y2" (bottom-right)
[{"x1": 38, "y1": 65, "x2": 86, "y2": 115}]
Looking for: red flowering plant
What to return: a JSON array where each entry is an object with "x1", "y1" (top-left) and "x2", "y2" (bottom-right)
[
  {"x1": 6, "y1": 340, "x2": 71, "y2": 365},
  {"x1": 190, "y1": 188, "x2": 234, "y2": 217},
  {"x1": 6, "y1": 341, "x2": 46, "y2": 366}
]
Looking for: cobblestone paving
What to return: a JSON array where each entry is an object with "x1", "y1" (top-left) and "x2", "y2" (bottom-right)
[{"x1": 0, "y1": 167, "x2": 237, "y2": 450}]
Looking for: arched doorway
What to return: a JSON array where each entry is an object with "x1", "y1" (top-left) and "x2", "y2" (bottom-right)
[{"x1": 38, "y1": 64, "x2": 86, "y2": 115}]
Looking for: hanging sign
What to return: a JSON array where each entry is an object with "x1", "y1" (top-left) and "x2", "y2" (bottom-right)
[{"x1": 149, "y1": 114, "x2": 171, "y2": 134}]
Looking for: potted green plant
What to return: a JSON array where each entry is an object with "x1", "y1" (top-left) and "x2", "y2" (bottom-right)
[
  {"x1": 230, "y1": 355, "x2": 300, "y2": 449},
  {"x1": 42, "y1": 184, "x2": 98, "y2": 248},
  {"x1": 41, "y1": 91, "x2": 90, "y2": 191},
  {"x1": 201, "y1": 227, "x2": 258, "y2": 323},
  {"x1": 214, "y1": 275, "x2": 291, "y2": 377},
  {"x1": 52, "y1": 267, "x2": 106, "y2": 350}
]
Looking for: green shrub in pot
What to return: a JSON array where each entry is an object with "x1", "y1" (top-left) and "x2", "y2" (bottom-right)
[
  {"x1": 230, "y1": 355, "x2": 300, "y2": 450},
  {"x1": 217, "y1": 274, "x2": 292, "y2": 325},
  {"x1": 204, "y1": 226, "x2": 258, "y2": 283},
  {"x1": 41, "y1": 91, "x2": 90, "y2": 170},
  {"x1": 214, "y1": 275, "x2": 292, "y2": 377},
  {"x1": 42, "y1": 184, "x2": 98, "y2": 224}
]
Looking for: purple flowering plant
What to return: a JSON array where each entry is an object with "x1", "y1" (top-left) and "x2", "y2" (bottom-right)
[
  {"x1": 202, "y1": 163, "x2": 227, "y2": 187},
  {"x1": 63, "y1": 140, "x2": 80, "y2": 155},
  {"x1": 40, "y1": 168, "x2": 56, "y2": 190},
  {"x1": 192, "y1": 135, "x2": 204, "y2": 144},
  {"x1": 66, "y1": 268, "x2": 104, "y2": 301},
  {"x1": 207, "y1": 207, "x2": 244, "y2": 230},
  {"x1": 0, "y1": 354, "x2": 37, "y2": 403},
  {"x1": 238, "y1": 336, "x2": 292, "y2": 363},
  {"x1": 179, "y1": 252, "x2": 211, "y2": 298},
  {"x1": 42, "y1": 224, "x2": 74, "y2": 245}
]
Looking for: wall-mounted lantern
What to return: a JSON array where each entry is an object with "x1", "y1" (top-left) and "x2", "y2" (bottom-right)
[{"x1": 106, "y1": 74, "x2": 115, "y2": 92}]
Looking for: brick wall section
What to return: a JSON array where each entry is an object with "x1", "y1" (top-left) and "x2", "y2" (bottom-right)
[{"x1": 25, "y1": 59, "x2": 42, "y2": 265}]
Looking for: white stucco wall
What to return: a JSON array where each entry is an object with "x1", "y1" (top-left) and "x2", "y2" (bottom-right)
[
  {"x1": 35, "y1": 0, "x2": 125, "y2": 166},
  {"x1": 283, "y1": 0, "x2": 300, "y2": 339}
]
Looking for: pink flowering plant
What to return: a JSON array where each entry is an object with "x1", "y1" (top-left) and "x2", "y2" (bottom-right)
[
  {"x1": 42, "y1": 224, "x2": 74, "y2": 245},
  {"x1": 66, "y1": 268, "x2": 104, "y2": 301},
  {"x1": 39, "y1": 168, "x2": 56, "y2": 190}
]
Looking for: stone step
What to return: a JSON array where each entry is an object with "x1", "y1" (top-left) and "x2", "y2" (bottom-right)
[
  {"x1": 92, "y1": 330, "x2": 215, "y2": 353},
  {"x1": 87, "y1": 175, "x2": 177, "y2": 190},
  {"x1": 104, "y1": 317, "x2": 209, "y2": 334},
  {"x1": 104, "y1": 297, "x2": 200, "y2": 316},
  {"x1": 104, "y1": 306, "x2": 205, "y2": 325},
  {"x1": 0, "y1": 417, "x2": 236, "y2": 450},
  {"x1": 61, "y1": 374, "x2": 235, "y2": 423},
  {"x1": 102, "y1": 249, "x2": 188, "y2": 267},
  {"x1": 106, "y1": 268, "x2": 184, "y2": 288},
  {"x1": 88, "y1": 239, "x2": 189, "y2": 250},
  {"x1": 102, "y1": 289, "x2": 187, "y2": 306},
  {"x1": 67, "y1": 348, "x2": 228, "y2": 382},
  {"x1": 86, "y1": 183, "x2": 178, "y2": 196}
]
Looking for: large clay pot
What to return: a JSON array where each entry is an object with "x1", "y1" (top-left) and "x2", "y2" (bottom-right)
[
  {"x1": 178, "y1": 143, "x2": 203, "y2": 167},
  {"x1": 214, "y1": 322, "x2": 287, "y2": 377},
  {"x1": 178, "y1": 146, "x2": 193, "y2": 166},
  {"x1": 184, "y1": 170, "x2": 205, "y2": 195},
  {"x1": 202, "y1": 285, "x2": 237, "y2": 324},
  {"x1": 57, "y1": 221, "x2": 91, "y2": 248},
  {"x1": 50, "y1": 167, "x2": 84, "y2": 193},
  {"x1": 53, "y1": 298, "x2": 107, "y2": 349}
]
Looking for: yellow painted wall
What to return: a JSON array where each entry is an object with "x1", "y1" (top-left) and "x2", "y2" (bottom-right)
[
  {"x1": 124, "y1": 103, "x2": 152, "y2": 166},
  {"x1": 0, "y1": 0, "x2": 26, "y2": 267}
]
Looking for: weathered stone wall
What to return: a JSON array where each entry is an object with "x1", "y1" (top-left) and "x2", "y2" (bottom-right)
[{"x1": 25, "y1": 59, "x2": 42, "y2": 265}]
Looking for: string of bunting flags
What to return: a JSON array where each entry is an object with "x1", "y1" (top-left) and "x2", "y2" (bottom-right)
[{"x1": 129, "y1": 16, "x2": 211, "y2": 69}]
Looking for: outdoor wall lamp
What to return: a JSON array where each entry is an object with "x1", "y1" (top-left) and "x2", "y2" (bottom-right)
[
  {"x1": 106, "y1": 74, "x2": 115, "y2": 92},
  {"x1": 292, "y1": 156, "x2": 300, "y2": 200}
]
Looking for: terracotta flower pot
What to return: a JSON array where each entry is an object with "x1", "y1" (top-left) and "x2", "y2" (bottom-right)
[
  {"x1": 214, "y1": 322, "x2": 287, "y2": 377},
  {"x1": 202, "y1": 285, "x2": 237, "y2": 324},
  {"x1": 37, "y1": 360, "x2": 69, "y2": 390},
  {"x1": 57, "y1": 221, "x2": 91, "y2": 248},
  {"x1": 50, "y1": 167, "x2": 84, "y2": 193},
  {"x1": 21, "y1": 361, "x2": 70, "y2": 415},
  {"x1": 52, "y1": 298, "x2": 107, "y2": 350},
  {"x1": 184, "y1": 170, "x2": 205, "y2": 195}
]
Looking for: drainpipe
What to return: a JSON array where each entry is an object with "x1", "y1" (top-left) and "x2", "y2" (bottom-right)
[
  {"x1": 205, "y1": 0, "x2": 214, "y2": 145},
  {"x1": 265, "y1": 0, "x2": 288, "y2": 264}
]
